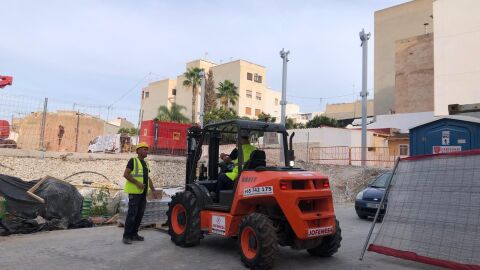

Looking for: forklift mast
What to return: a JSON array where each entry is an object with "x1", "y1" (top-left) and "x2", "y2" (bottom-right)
[{"x1": 185, "y1": 126, "x2": 203, "y2": 185}]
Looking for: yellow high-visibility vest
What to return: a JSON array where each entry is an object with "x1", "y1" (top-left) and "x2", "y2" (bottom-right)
[
  {"x1": 226, "y1": 144, "x2": 257, "y2": 181},
  {"x1": 124, "y1": 157, "x2": 150, "y2": 194}
]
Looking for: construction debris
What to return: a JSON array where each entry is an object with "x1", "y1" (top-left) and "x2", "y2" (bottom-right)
[{"x1": 0, "y1": 174, "x2": 92, "y2": 235}]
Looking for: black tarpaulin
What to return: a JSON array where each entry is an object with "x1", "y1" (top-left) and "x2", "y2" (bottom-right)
[{"x1": 0, "y1": 174, "x2": 92, "y2": 235}]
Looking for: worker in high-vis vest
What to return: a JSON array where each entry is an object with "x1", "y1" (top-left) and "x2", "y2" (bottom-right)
[
  {"x1": 215, "y1": 130, "x2": 256, "y2": 201},
  {"x1": 122, "y1": 142, "x2": 157, "y2": 244}
]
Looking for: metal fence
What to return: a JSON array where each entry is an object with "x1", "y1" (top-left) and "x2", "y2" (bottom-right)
[
  {"x1": 309, "y1": 146, "x2": 397, "y2": 167},
  {"x1": 0, "y1": 92, "x2": 185, "y2": 155}
]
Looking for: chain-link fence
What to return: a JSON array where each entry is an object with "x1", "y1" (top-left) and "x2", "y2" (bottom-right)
[{"x1": 0, "y1": 93, "x2": 142, "y2": 153}]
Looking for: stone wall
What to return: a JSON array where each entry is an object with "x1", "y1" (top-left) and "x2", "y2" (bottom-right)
[
  {"x1": 0, "y1": 149, "x2": 185, "y2": 189},
  {"x1": 0, "y1": 149, "x2": 387, "y2": 203}
]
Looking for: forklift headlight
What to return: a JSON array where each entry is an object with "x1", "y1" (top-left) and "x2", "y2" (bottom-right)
[{"x1": 289, "y1": 160, "x2": 295, "y2": 167}]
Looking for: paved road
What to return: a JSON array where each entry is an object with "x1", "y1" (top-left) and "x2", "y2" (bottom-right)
[{"x1": 0, "y1": 204, "x2": 441, "y2": 270}]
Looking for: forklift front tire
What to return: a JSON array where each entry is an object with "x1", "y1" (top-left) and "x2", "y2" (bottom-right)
[{"x1": 167, "y1": 191, "x2": 201, "y2": 247}]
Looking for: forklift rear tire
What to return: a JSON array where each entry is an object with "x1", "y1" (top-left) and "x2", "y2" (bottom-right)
[
  {"x1": 167, "y1": 191, "x2": 201, "y2": 247},
  {"x1": 307, "y1": 219, "x2": 342, "y2": 257},
  {"x1": 239, "y1": 213, "x2": 278, "y2": 270}
]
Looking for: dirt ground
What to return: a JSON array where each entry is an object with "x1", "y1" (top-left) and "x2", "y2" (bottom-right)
[{"x1": 0, "y1": 204, "x2": 441, "y2": 270}]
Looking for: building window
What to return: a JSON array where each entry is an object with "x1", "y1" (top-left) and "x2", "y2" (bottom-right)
[
  {"x1": 247, "y1": 72, "x2": 253, "y2": 81},
  {"x1": 245, "y1": 107, "x2": 251, "y2": 115},
  {"x1": 141, "y1": 91, "x2": 145, "y2": 99},
  {"x1": 246, "y1": 90, "x2": 252, "y2": 98},
  {"x1": 254, "y1": 74, "x2": 263, "y2": 83},
  {"x1": 145, "y1": 91, "x2": 149, "y2": 98},
  {"x1": 172, "y1": 89, "x2": 176, "y2": 96},
  {"x1": 275, "y1": 98, "x2": 278, "y2": 105},
  {"x1": 144, "y1": 129, "x2": 148, "y2": 136},
  {"x1": 256, "y1": 92, "x2": 262, "y2": 101},
  {"x1": 399, "y1": 144, "x2": 409, "y2": 156},
  {"x1": 255, "y1": 109, "x2": 261, "y2": 117}
]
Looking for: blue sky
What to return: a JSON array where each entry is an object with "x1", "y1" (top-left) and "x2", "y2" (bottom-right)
[{"x1": 1, "y1": 0, "x2": 408, "y2": 120}]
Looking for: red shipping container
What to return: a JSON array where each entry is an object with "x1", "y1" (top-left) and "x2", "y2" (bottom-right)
[
  {"x1": 139, "y1": 120, "x2": 191, "y2": 155},
  {"x1": 0, "y1": 120, "x2": 10, "y2": 139}
]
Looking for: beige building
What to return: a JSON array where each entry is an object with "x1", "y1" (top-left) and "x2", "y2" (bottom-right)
[
  {"x1": 140, "y1": 59, "x2": 300, "y2": 123},
  {"x1": 374, "y1": 0, "x2": 433, "y2": 115},
  {"x1": 323, "y1": 100, "x2": 374, "y2": 121},
  {"x1": 433, "y1": 0, "x2": 480, "y2": 115},
  {"x1": 141, "y1": 79, "x2": 177, "y2": 121},
  {"x1": 394, "y1": 33, "x2": 434, "y2": 113},
  {"x1": 13, "y1": 111, "x2": 135, "y2": 152}
]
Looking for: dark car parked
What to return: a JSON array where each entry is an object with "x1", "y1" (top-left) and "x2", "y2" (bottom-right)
[{"x1": 355, "y1": 172, "x2": 392, "y2": 220}]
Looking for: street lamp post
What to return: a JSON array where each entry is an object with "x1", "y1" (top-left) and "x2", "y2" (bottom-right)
[{"x1": 359, "y1": 29, "x2": 371, "y2": 166}]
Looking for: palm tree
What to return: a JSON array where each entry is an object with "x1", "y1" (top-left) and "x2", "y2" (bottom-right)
[
  {"x1": 183, "y1": 67, "x2": 202, "y2": 123},
  {"x1": 216, "y1": 80, "x2": 239, "y2": 108},
  {"x1": 156, "y1": 104, "x2": 190, "y2": 123}
]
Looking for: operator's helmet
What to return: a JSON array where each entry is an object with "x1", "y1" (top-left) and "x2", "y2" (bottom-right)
[{"x1": 239, "y1": 129, "x2": 250, "y2": 139}]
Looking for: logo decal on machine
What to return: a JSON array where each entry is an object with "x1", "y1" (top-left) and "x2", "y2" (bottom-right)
[
  {"x1": 211, "y1": 215, "x2": 226, "y2": 235},
  {"x1": 307, "y1": 226, "x2": 334, "y2": 237},
  {"x1": 243, "y1": 186, "x2": 273, "y2": 197},
  {"x1": 241, "y1": 177, "x2": 257, "y2": 183}
]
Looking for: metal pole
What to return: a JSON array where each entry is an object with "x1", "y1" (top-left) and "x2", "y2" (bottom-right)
[
  {"x1": 75, "y1": 110, "x2": 80, "y2": 152},
  {"x1": 280, "y1": 49, "x2": 290, "y2": 163},
  {"x1": 39, "y1": 98, "x2": 48, "y2": 150},
  {"x1": 359, "y1": 157, "x2": 400, "y2": 261},
  {"x1": 306, "y1": 132, "x2": 310, "y2": 162},
  {"x1": 198, "y1": 70, "x2": 206, "y2": 128},
  {"x1": 359, "y1": 29, "x2": 370, "y2": 166},
  {"x1": 279, "y1": 49, "x2": 289, "y2": 126}
]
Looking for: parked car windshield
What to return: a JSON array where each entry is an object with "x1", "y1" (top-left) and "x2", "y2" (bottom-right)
[{"x1": 370, "y1": 173, "x2": 392, "y2": 188}]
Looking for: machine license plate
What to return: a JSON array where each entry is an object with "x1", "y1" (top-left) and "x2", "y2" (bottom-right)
[
  {"x1": 308, "y1": 226, "x2": 334, "y2": 237},
  {"x1": 366, "y1": 203, "x2": 384, "y2": 209},
  {"x1": 243, "y1": 186, "x2": 273, "y2": 197}
]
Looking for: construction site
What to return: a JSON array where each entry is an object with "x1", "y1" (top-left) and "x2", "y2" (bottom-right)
[{"x1": 1, "y1": 0, "x2": 480, "y2": 270}]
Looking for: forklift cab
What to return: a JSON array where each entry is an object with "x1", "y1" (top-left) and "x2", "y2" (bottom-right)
[{"x1": 185, "y1": 120, "x2": 296, "y2": 210}]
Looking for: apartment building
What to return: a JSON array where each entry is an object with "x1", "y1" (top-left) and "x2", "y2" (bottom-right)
[
  {"x1": 433, "y1": 0, "x2": 480, "y2": 115},
  {"x1": 140, "y1": 59, "x2": 299, "y2": 123},
  {"x1": 374, "y1": 0, "x2": 433, "y2": 115}
]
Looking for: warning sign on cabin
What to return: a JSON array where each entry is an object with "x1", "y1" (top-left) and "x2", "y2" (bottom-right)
[{"x1": 442, "y1": 131, "x2": 450, "y2": 145}]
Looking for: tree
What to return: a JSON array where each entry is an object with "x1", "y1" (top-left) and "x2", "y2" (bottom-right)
[
  {"x1": 118, "y1": 127, "x2": 139, "y2": 135},
  {"x1": 285, "y1": 117, "x2": 306, "y2": 129},
  {"x1": 183, "y1": 67, "x2": 202, "y2": 123},
  {"x1": 285, "y1": 117, "x2": 296, "y2": 129},
  {"x1": 216, "y1": 80, "x2": 239, "y2": 108},
  {"x1": 204, "y1": 69, "x2": 217, "y2": 113},
  {"x1": 306, "y1": 115, "x2": 342, "y2": 128},
  {"x1": 257, "y1": 112, "x2": 276, "y2": 123},
  {"x1": 203, "y1": 107, "x2": 238, "y2": 125},
  {"x1": 156, "y1": 104, "x2": 190, "y2": 123}
]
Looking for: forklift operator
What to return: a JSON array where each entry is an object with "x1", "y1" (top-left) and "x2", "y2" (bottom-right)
[{"x1": 215, "y1": 131, "x2": 256, "y2": 199}]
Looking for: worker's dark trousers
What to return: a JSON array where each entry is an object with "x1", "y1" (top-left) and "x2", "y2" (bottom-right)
[
  {"x1": 123, "y1": 194, "x2": 147, "y2": 238},
  {"x1": 215, "y1": 174, "x2": 234, "y2": 201}
]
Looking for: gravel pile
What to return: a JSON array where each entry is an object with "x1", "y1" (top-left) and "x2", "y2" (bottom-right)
[{"x1": 296, "y1": 161, "x2": 389, "y2": 203}]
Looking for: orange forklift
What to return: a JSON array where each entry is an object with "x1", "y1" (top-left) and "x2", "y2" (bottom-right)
[{"x1": 167, "y1": 120, "x2": 341, "y2": 269}]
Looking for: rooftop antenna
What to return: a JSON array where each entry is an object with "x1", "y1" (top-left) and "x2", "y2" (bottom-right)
[{"x1": 204, "y1": 52, "x2": 208, "y2": 60}]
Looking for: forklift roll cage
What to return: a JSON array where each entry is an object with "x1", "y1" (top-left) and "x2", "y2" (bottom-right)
[{"x1": 185, "y1": 119, "x2": 295, "y2": 186}]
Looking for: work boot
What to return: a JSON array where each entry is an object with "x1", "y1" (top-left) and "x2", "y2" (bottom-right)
[
  {"x1": 132, "y1": 234, "x2": 144, "y2": 241},
  {"x1": 123, "y1": 236, "x2": 132, "y2": 244}
]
